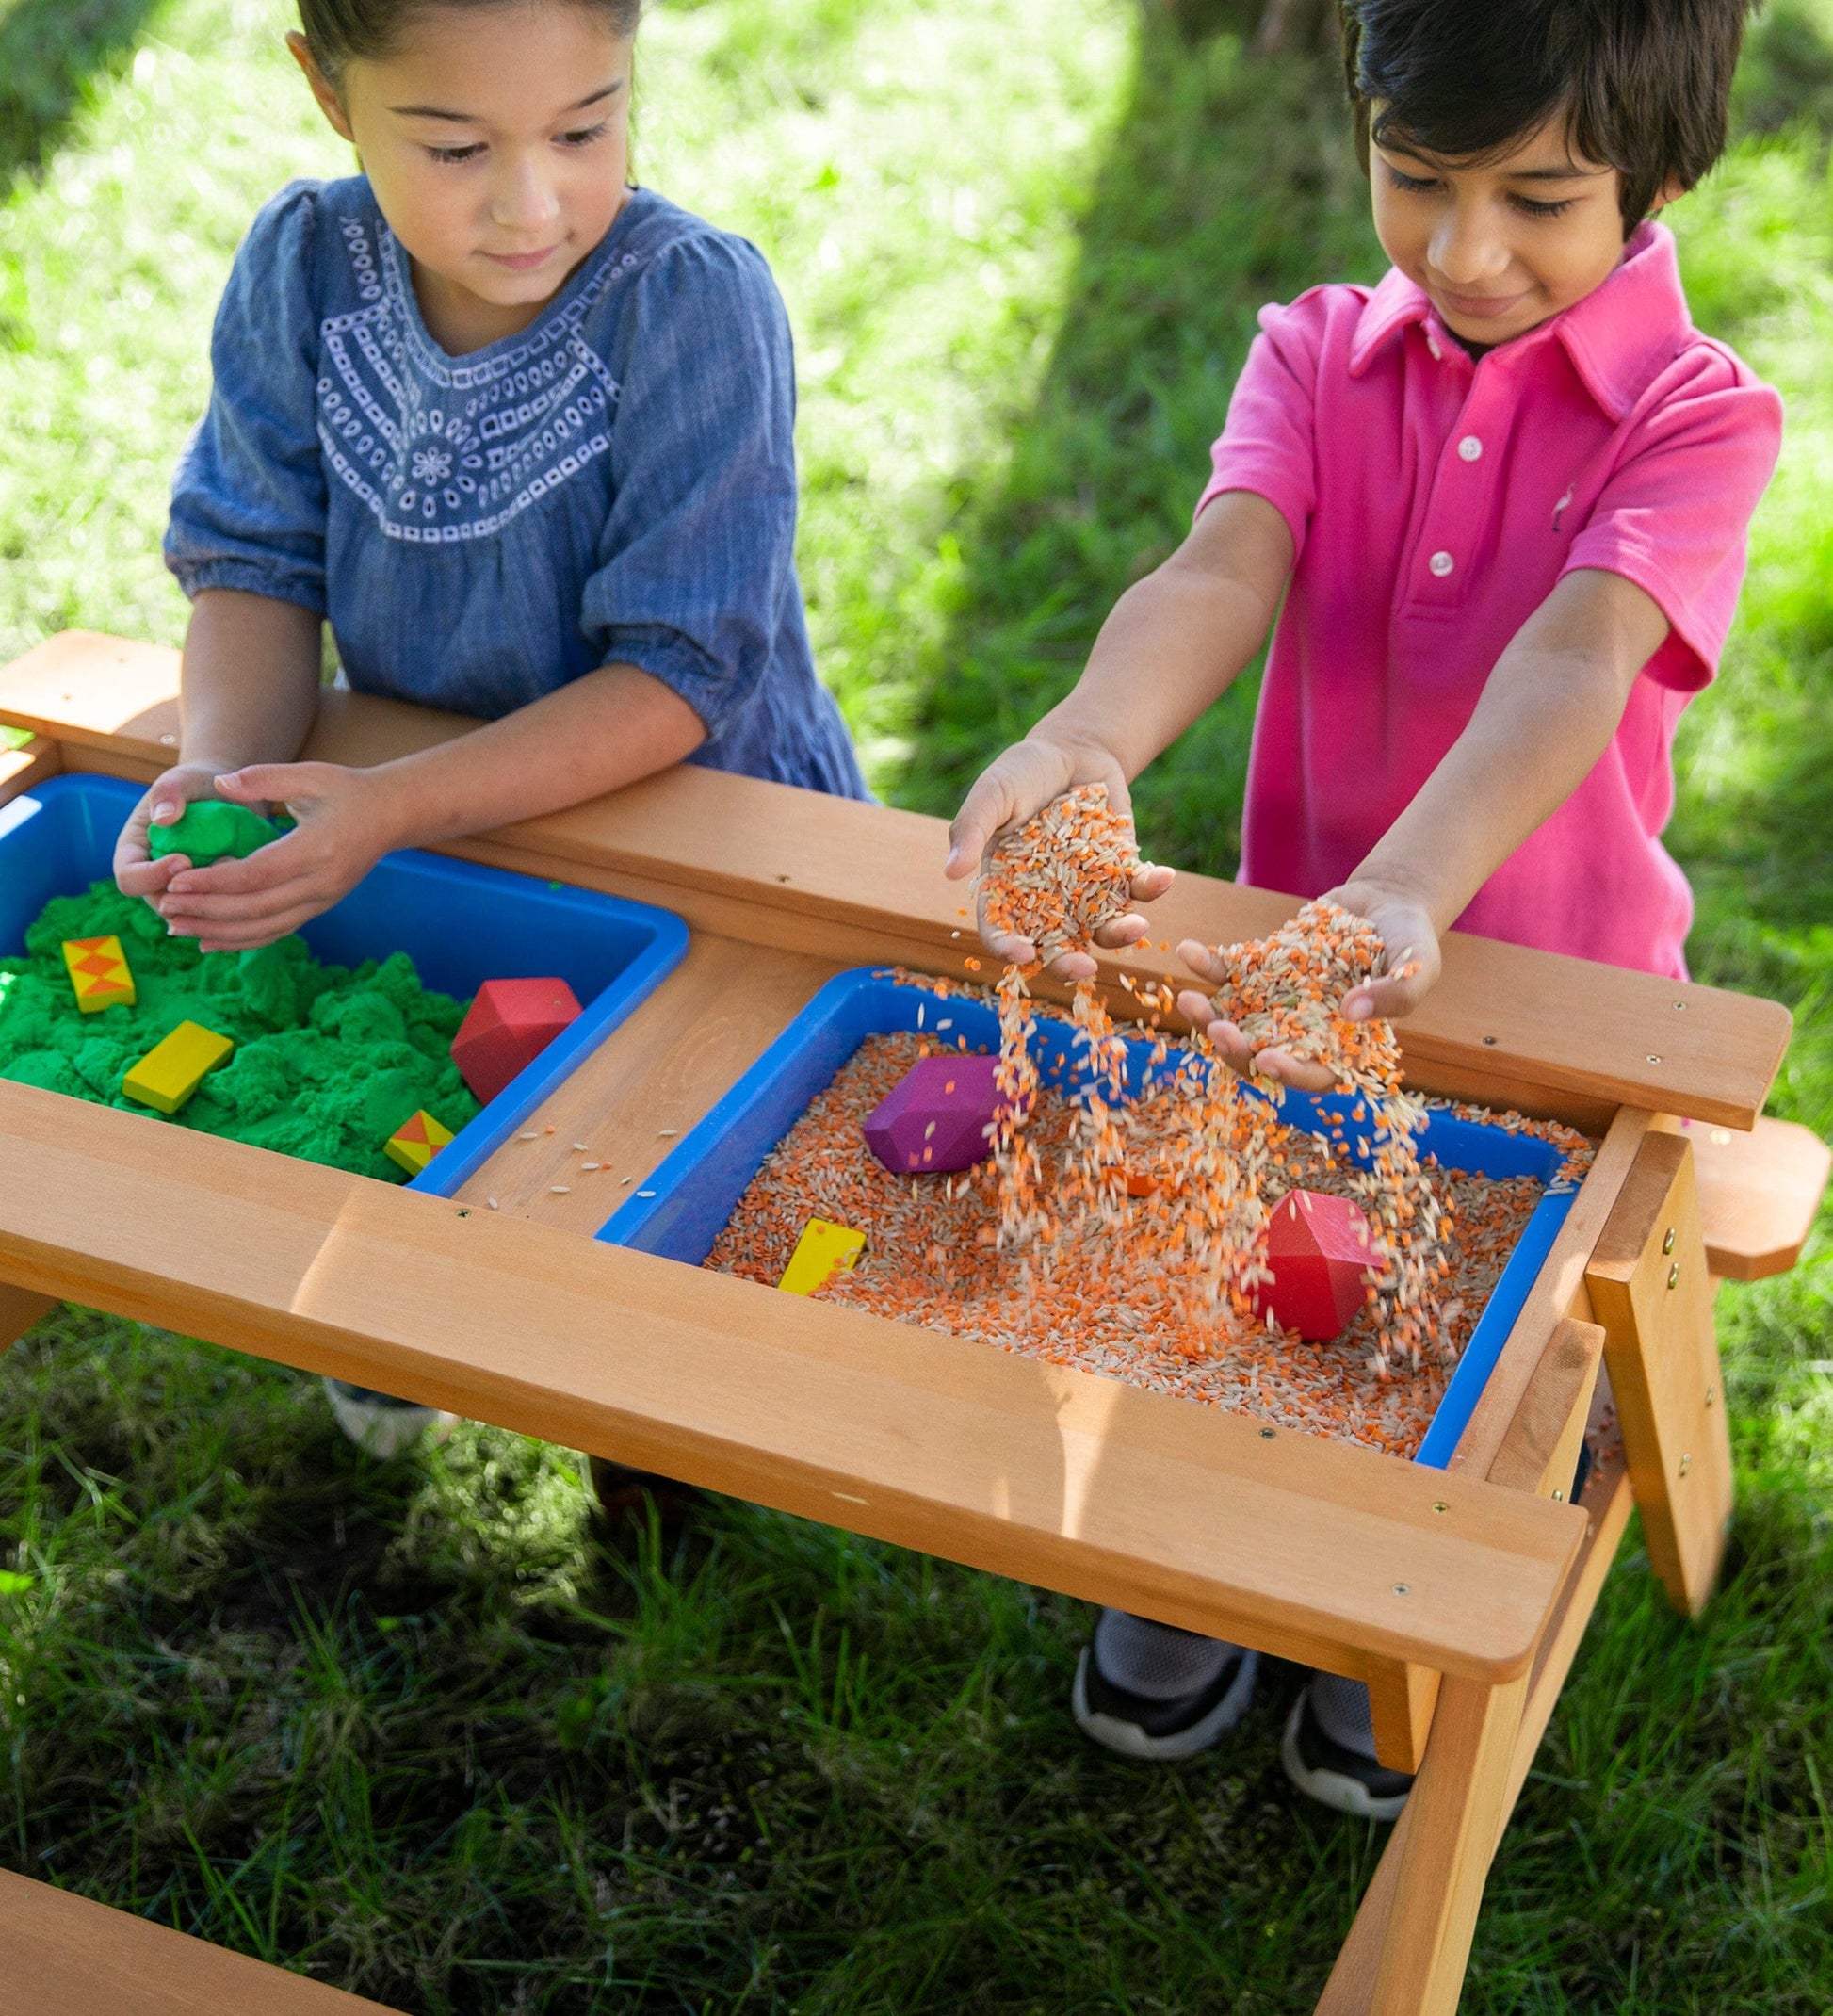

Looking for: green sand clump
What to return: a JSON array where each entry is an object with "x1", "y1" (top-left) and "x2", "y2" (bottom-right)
[
  {"x1": 147, "y1": 800, "x2": 288, "y2": 866},
  {"x1": 0, "y1": 882, "x2": 479, "y2": 1182}
]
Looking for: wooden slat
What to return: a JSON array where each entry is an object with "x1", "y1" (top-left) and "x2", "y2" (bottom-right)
[
  {"x1": 1487, "y1": 1318, "x2": 1603, "y2": 1500},
  {"x1": 0, "y1": 1868, "x2": 397, "y2": 2014},
  {"x1": 0, "y1": 631, "x2": 1792, "y2": 1130},
  {"x1": 0, "y1": 735, "x2": 60, "y2": 808},
  {"x1": 1586, "y1": 1133, "x2": 1732, "y2": 1617},
  {"x1": 0, "y1": 1080, "x2": 1583, "y2": 1680},
  {"x1": 1368, "y1": 1670, "x2": 1529, "y2": 2016},
  {"x1": 456, "y1": 934, "x2": 836, "y2": 1231},
  {"x1": 1679, "y1": 1114, "x2": 1830, "y2": 1281},
  {"x1": 0, "y1": 1282, "x2": 57, "y2": 1352},
  {"x1": 1366, "y1": 1660, "x2": 1440, "y2": 1778}
]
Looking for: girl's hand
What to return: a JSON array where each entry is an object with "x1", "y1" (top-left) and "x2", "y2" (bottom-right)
[
  {"x1": 155, "y1": 762, "x2": 400, "y2": 953},
  {"x1": 943, "y1": 737, "x2": 1175, "y2": 981},
  {"x1": 113, "y1": 764, "x2": 235, "y2": 901},
  {"x1": 1174, "y1": 882, "x2": 1441, "y2": 1092}
]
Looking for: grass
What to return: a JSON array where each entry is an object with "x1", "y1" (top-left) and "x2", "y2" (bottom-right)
[{"x1": 0, "y1": 0, "x2": 1830, "y2": 2009}]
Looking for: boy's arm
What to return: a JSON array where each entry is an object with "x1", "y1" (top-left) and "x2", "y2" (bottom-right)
[
  {"x1": 1181, "y1": 567, "x2": 1673, "y2": 1083},
  {"x1": 947, "y1": 490, "x2": 1294, "y2": 975},
  {"x1": 151, "y1": 659, "x2": 706, "y2": 954},
  {"x1": 113, "y1": 589, "x2": 324, "y2": 898}
]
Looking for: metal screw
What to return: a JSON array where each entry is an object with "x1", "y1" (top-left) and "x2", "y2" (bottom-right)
[
  {"x1": 159, "y1": 732, "x2": 177, "y2": 746},
  {"x1": 1705, "y1": 1383, "x2": 1717, "y2": 1408},
  {"x1": 1259, "y1": 1426, "x2": 1276, "y2": 1439},
  {"x1": 1679, "y1": 1453, "x2": 1693, "y2": 1478},
  {"x1": 1646, "y1": 1053, "x2": 1663, "y2": 1064},
  {"x1": 1667, "y1": 1261, "x2": 1680, "y2": 1290},
  {"x1": 1662, "y1": 1227, "x2": 1676, "y2": 1255},
  {"x1": 1673, "y1": 1000, "x2": 1687, "y2": 1010},
  {"x1": 1392, "y1": 1584, "x2": 1410, "y2": 1597},
  {"x1": 455, "y1": 1208, "x2": 470, "y2": 1219},
  {"x1": 1551, "y1": 1488, "x2": 1565, "y2": 1502},
  {"x1": 1431, "y1": 1501, "x2": 1449, "y2": 1514},
  {"x1": 1482, "y1": 1034, "x2": 1498, "y2": 1046}
]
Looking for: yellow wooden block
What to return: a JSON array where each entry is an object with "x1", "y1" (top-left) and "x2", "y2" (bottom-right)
[
  {"x1": 122, "y1": 1020, "x2": 234, "y2": 1115},
  {"x1": 385, "y1": 1108, "x2": 455, "y2": 1179},
  {"x1": 61, "y1": 935, "x2": 136, "y2": 1013},
  {"x1": 777, "y1": 1217, "x2": 866, "y2": 1297}
]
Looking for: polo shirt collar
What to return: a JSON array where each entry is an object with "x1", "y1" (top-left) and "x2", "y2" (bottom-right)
[{"x1": 1346, "y1": 221, "x2": 1691, "y2": 421}]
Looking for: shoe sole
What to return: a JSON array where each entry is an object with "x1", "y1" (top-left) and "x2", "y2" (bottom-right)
[
  {"x1": 1071, "y1": 1645, "x2": 1260, "y2": 1761},
  {"x1": 1280, "y1": 1697, "x2": 1410, "y2": 1820}
]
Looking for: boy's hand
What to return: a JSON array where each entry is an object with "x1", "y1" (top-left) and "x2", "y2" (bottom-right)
[
  {"x1": 1174, "y1": 882, "x2": 1441, "y2": 1092},
  {"x1": 113, "y1": 764, "x2": 237, "y2": 901},
  {"x1": 154, "y1": 762, "x2": 399, "y2": 953},
  {"x1": 944, "y1": 737, "x2": 1175, "y2": 980}
]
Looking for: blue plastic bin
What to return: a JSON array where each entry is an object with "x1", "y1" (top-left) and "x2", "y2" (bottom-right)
[
  {"x1": 0, "y1": 773, "x2": 689, "y2": 1195},
  {"x1": 598, "y1": 968, "x2": 1578, "y2": 1469}
]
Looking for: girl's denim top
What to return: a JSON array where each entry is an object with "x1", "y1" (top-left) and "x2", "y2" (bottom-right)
[{"x1": 164, "y1": 178, "x2": 868, "y2": 800}]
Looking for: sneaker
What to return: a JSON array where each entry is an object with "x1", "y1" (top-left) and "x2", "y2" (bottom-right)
[
  {"x1": 1281, "y1": 1672, "x2": 1413, "y2": 1819},
  {"x1": 323, "y1": 1378, "x2": 454, "y2": 1459},
  {"x1": 1072, "y1": 1608, "x2": 1260, "y2": 1761}
]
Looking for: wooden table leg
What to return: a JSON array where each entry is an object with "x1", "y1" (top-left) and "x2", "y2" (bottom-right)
[
  {"x1": 0, "y1": 1282, "x2": 56, "y2": 1353},
  {"x1": 1585, "y1": 1131, "x2": 1731, "y2": 1617}
]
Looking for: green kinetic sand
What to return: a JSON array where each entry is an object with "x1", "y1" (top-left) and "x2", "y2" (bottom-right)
[
  {"x1": 0, "y1": 882, "x2": 479, "y2": 1182},
  {"x1": 147, "y1": 799, "x2": 288, "y2": 866}
]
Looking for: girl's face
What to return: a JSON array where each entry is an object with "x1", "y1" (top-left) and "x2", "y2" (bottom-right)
[
  {"x1": 1369, "y1": 118, "x2": 1658, "y2": 348},
  {"x1": 291, "y1": 3, "x2": 633, "y2": 352}
]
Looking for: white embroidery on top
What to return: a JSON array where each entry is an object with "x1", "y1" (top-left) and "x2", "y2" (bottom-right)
[{"x1": 316, "y1": 213, "x2": 642, "y2": 545}]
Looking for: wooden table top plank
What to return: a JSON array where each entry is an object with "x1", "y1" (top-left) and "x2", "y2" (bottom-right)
[
  {"x1": 1679, "y1": 1113, "x2": 1831, "y2": 1280},
  {"x1": 0, "y1": 630, "x2": 1791, "y2": 1130},
  {"x1": 0, "y1": 1869, "x2": 399, "y2": 2014},
  {"x1": 459, "y1": 932, "x2": 837, "y2": 1230},
  {"x1": 0, "y1": 1081, "x2": 1582, "y2": 1680}
]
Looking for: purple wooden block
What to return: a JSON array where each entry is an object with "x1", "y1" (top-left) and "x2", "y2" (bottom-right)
[{"x1": 864, "y1": 1054, "x2": 1004, "y2": 1175}]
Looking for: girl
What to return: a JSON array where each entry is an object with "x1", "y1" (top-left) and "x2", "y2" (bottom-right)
[
  {"x1": 122, "y1": 0, "x2": 868, "y2": 1452},
  {"x1": 947, "y1": 0, "x2": 1780, "y2": 1813}
]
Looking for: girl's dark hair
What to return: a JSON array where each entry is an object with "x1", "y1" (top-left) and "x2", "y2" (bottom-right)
[
  {"x1": 299, "y1": 0, "x2": 641, "y2": 80},
  {"x1": 1338, "y1": 0, "x2": 1760, "y2": 230}
]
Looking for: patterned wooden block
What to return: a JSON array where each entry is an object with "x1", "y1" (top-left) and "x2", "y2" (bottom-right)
[
  {"x1": 61, "y1": 935, "x2": 136, "y2": 1013},
  {"x1": 778, "y1": 1218, "x2": 866, "y2": 1297},
  {"x1": 385, "y1": 1108, "x2": 455, "y2": 1179},
  {"x1": 122, "y1": 1020, "x2": 234, "y2": 1115}
]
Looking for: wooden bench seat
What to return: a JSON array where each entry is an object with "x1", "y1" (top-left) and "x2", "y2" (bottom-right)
[
  {"x1": 0, "y1": 1868, "x2": 400, "y2": 2014},
  {"x1": 1684, "y1": 1114, "x2": 1831, "y2": 1279}
]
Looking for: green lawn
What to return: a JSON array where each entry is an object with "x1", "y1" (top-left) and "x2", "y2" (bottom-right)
[{"x1": 2, "y1": 1, "x2": 1830, "y2": 2010}]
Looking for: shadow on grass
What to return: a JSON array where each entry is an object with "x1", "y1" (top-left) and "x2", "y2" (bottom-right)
[
  {"x1": 0, "y1": 0, "x2": 163, "y2": 194},
  {"x1": 886, "y1": 9, "x2": 1382, "y2": 879}
]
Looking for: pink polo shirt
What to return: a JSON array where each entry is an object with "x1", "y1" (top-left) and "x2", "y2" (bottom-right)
[{"x1": 1200, "y1": 222, "x2": 1782, "y2": 978}]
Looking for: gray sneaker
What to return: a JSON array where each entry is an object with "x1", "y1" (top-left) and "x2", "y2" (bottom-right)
[
  {"x1": 1072, "y1": 1608, "x2": 1260, "y2": 1761},
  {"x1": 323, "y1": 1378, "x2": 454, "y2": 1458},
  {"x1": 1280, "y1": 1671, "x2": 1414, "y2": 1819}
]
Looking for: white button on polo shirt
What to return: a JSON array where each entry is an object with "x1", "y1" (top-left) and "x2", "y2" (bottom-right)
[
  {"x1": 1429, "y1": 550, "x2": 1455, "y2": 577},
  {"x1": 1458, "y1": 434, "x2": 1483, "y2": 462}
]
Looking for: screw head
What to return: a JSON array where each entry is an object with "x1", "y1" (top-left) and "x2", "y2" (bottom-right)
[
  {"x1": 1705, "y1": 1383, "x2": 1717, "y2": 1407},
  {"x1": 1662, "y1": 1227, "x2": 1676, "y2": 1255},
  {"x1": 1258, "y1": 1426, "x2": 1276, "y2": 1439},
  {"x1": 1551, "y1": 1488, "x2": 1565, "y2": 1502},
  {"x1": 1673, "y1": 1000, "x2": 1687, "y2": 1010},
  {"x1": 1679, "y1": 1453, "x2": 1693, "y2": 1478},
  {"x1": 1482, "y1": 1034, "x2": 1498, "y2": 1046},
  {"x1": 1646, "y1": 1053, "x2": 1663, "y2": 1064},
  {"x1": 1431, "y1": 1501, "x2": 1449, "y2": 1514},
  {"x1": 1667, "y1": 1261, "x2": 1680, "y2": 1290},
  {"x1": 1392, "y1": 1583, "x2": 1411, "y2": 1597}
]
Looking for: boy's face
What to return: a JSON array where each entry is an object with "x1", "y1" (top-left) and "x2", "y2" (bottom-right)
[
  {"x1": 1369, "y1": 117, "x2": 1639, "y2": 347},
  {"x1": 290, "y1": 5, "x2": 632, "y2": 347}
]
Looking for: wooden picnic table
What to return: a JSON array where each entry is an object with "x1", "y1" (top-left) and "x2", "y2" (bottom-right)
[{"x1": 0, "y1": 629, "x2": 1825, "y2": 2016}]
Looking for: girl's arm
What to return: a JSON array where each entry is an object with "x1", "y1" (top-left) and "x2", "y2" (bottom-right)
[
  {"x1": 151, "y1": 657, "x2": 706, "y2": 954},
  {"x1": 947, "y1": 489, "x2": 1295, "y2": 975},
  {"x1": 1181, "y1": 566, "x2": 1674, "y2": 1083},
  {"x1": 113, "y1": 589, "x2": 324, "y2": 899}
]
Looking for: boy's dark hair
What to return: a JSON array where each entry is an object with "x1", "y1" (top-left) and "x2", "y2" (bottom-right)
[
  {"x1": 299, "y1": 0, "x2": 641, "y2": 81},
  {"x1": 1338, "y1": 0, "x2": 1760, "y2": 231}
]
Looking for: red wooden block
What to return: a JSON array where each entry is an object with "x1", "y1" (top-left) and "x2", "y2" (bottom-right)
[
  {"x1": 1253, "y1": 1189, "x2": 1378, "y2": 1341},
  {"x1": 450, "y1": 978, "x2": 583, "y2": 1104}
]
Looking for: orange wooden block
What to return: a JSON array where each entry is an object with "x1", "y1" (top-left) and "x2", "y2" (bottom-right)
[{"x1": 61, "y1": 935, "x2": 135, "y2": 1012}]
